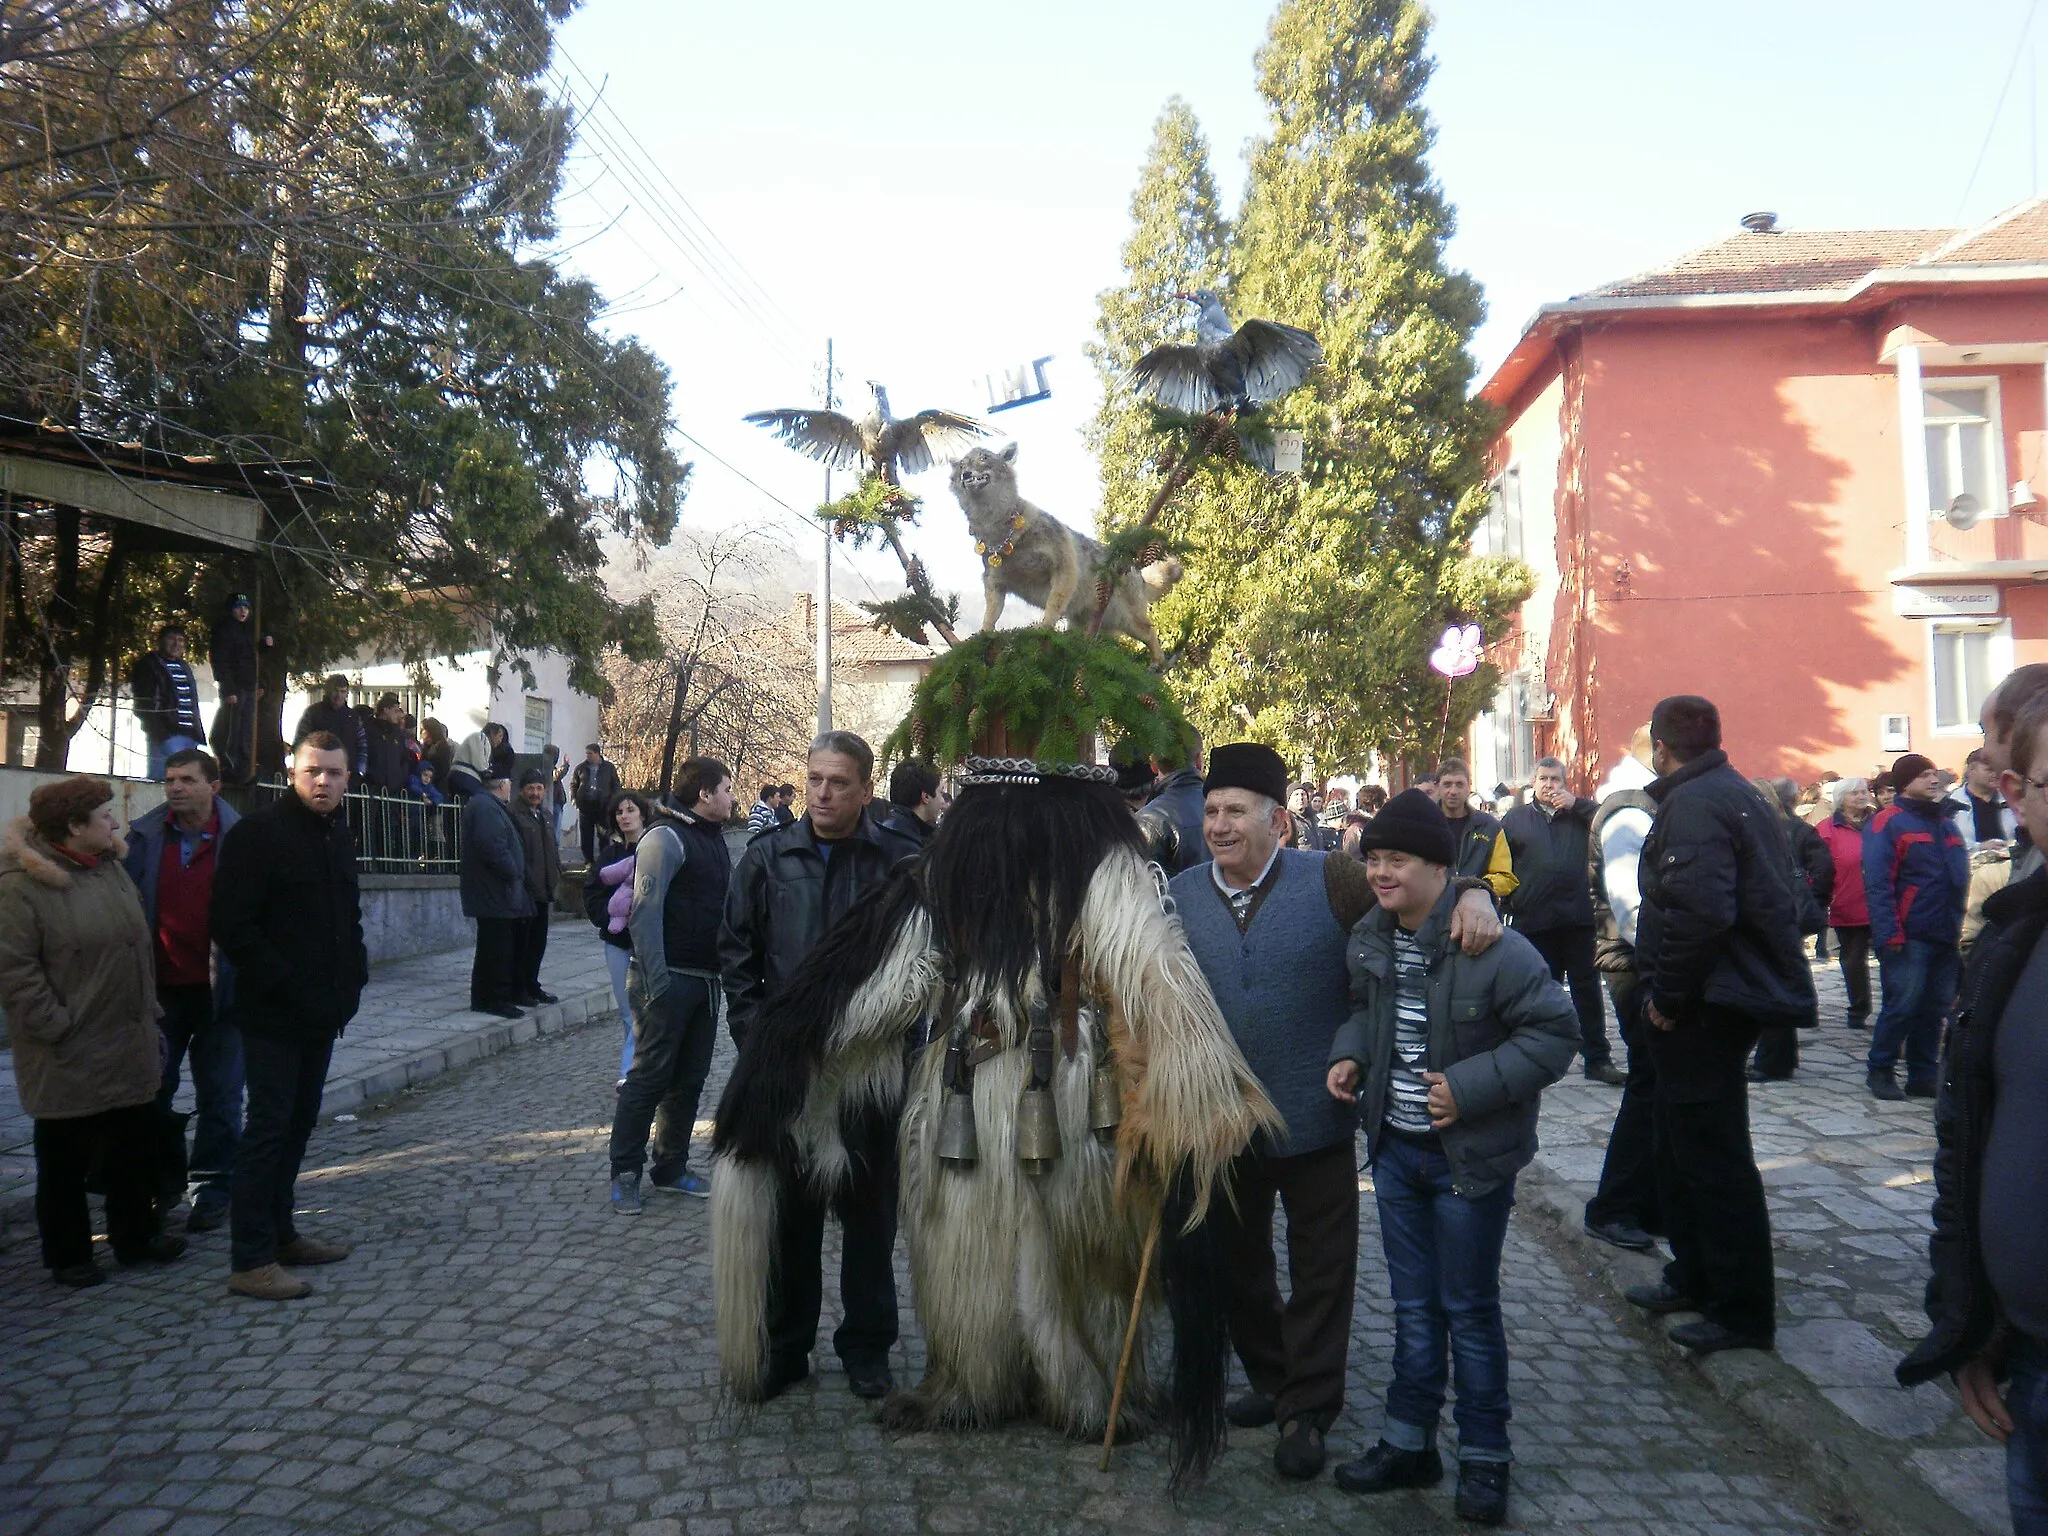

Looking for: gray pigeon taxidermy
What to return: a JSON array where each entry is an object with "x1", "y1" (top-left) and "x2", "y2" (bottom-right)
[
  {"x1": 744, "y1": 382, "x2": 986, "y2": 483},
  {"x1": 1129, "y1": 289, "x2": 1323, "y2": 414}
]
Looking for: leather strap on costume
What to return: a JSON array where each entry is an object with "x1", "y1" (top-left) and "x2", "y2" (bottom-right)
[
  {"x1": 1058, "y1": 951, "x2": 1082, "y2": 1062},
  {"x1": 967, "y1": 1003, "x2": 1004, "y2": 1067}
]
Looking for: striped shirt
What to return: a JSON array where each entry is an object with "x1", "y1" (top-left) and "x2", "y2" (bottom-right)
[{"x1": 1385, "y1": 925, "x2": 1435, "y2": 1135}]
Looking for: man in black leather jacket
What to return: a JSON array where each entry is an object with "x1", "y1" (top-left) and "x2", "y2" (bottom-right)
[
  {"x1": 210, "y1": 733, "x2": 367, "y2": 1301},
  {"x1": 718, "y1": 731, "x2": 918, "y2": 1401},
  {"x1": 1626, "y1": 695, "x2": 1813, "y2": 1358}
]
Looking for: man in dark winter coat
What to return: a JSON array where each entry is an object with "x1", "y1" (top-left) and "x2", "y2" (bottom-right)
[
  {"x1": 460, "y1": 773, "x2": 532, "y2": 1019},
  {"x1": 717, "y1": 732, "x2": 918, "y2": 1401},
  {"x1": 211, "y1": 733, "x2": 366, "y2": 1300},
  {"x1": 571, "y1": 744, "x2": 621, "y2": 865},
  {"x1": 877, "y1": 759, "x2": 946, "y2": 847},
  {"x1": 207, "y1": 594, "x2": 267, "y2": 782},
  {"x1": 512, "y1": 769, "x2": 563, "y2": 1007},
  {"x1": 1749, "y1": 777, "x2": 1833, "y2": 1081},
  {"x1": 1898, "y1": 692, "x2": 2048, "y2": 1536},
  {"x1": 293, "y1": 676, "x2": 367, "y2": 778},
  {"x1": 1863, "y1": 753, "x2": 1969, "y2": 1101},
  {"x1": 608, "y1": 758, "x2": 735, "y2": 1210},
  {"x1": 1502, "y1": 757, "x2": 1623, "y2": 1083},
  {"x1": 131, "y1": 625, "x2": 207, "y2": 780},
  {"x1": 1625, "y1": 696, "x2": 1814, "y2": 1357},
  {"x1": 1146, "y1": 739, "x2": 1208, "y2": 873}
]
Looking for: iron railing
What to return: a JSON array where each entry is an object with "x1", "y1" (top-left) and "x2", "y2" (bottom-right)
[{"x1": 243, "y1": 781, "x2": 464, "y2": 875}]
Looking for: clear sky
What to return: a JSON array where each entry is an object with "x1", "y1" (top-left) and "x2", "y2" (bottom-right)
[{"x1": 552, "y1": 0, "x2": 2048, "y2": 605}]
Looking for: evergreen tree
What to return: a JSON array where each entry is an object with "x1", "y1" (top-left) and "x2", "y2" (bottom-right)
[
  {"x1": 1086, "y1": 99, "x2": 1233, "y2": 532},
  {"x1": 1096, "y1": 1, "x2": 1531, "y2": 772}
]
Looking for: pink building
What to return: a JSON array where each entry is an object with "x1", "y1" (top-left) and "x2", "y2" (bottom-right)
[{"x1": 1470, "y1": 198, "x2": 2048, "y2": 789}]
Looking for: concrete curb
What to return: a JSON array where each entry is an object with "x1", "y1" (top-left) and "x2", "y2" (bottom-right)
[
  {"x1": 1516, "y1": 1157, "x2": 1984, "y2": 1536},
  {"x1": 317, "y1": 982, "x2": 617, "y2": 1117}
]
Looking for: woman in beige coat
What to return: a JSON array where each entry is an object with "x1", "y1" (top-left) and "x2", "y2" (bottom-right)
[{"x1": 0, "y1": 776, "x2": 183, "y2": 1287}]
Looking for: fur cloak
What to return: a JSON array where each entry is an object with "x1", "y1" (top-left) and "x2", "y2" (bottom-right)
[{"x1": 710, "y1": 775, "x2": 1278, "y2": 1483}]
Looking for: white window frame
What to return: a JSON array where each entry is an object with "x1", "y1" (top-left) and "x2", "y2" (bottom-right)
[
  {"x1": 1928, "y1": 618, "x2": 2013, "y2": 737},
  {"x1": 1920, "y1": 374, "x2": 2010, "y2": 522},
  {"x1": 1479, "y1": 463, "x2": 1524, "y2": 560}
]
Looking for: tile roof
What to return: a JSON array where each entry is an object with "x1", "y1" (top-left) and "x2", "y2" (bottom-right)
[
  {"x1": 1574, "y1": 197, "x2": 2048, "y2": 302},
  {"x1": 793, "y1": 595, "x2": 940, "y2": 667}
]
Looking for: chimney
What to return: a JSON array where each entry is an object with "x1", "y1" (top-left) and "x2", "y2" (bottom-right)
[{"x1": 1740, "y1": 211, "x2": 1780, "y2": 234}]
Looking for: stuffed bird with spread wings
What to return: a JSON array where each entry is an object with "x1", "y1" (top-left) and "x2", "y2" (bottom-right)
[
  {"x1": 744, "y1": 381, "x2": 986, "y2": 482},
  {"x1": 1129, "y1": 289, "x2": 1323, "y2": 415}
]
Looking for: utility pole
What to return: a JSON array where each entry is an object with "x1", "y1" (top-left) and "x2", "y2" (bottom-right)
[{"x1": 815, "y1": 337, "x2": 834, "y2": 733}]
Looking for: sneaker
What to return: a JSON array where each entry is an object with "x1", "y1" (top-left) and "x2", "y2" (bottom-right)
[
  {"x1": 610, "y1": 1172, "x2": 643, "y2": 1215},
  {"x1": 1455, "y1": 1460, "x2": 1511, "y2": 1526},
  {"x1": 52, "y1": 1263, "x2": 105, "y2": 1289},
  {"x1": 1273, "y1": 1419, "x2": 1325, "y2": 1480},
  {"x1": 650, "y1": 1169, "x2": 711, "y2": 1199},
  {"x1": 228, "y1": 1262, "x2": 312, "y2": 1300},
  {"x1": 1868, "y1": 1070, "x2": 1905, "y2": 1102},
  {"x1": 275, "y1": 1235, "x2": 351, "y2": 1266},
  {"x1": 1333, "y1": 1440, "x2": 1444, "y2": 1495}
]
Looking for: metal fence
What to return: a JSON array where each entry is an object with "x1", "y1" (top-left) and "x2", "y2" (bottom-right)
[{"x1": 245, "y1": 782, "x2": 464, "y2": 875}]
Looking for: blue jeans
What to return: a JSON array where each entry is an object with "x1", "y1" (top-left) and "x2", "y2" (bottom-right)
[
  {"x1": 1869, "y1": 939, "x2": 1959, "y2": 1080},
  {"x1": 605, "y1": 943, "x2": 635, "y2": 1077},
  {"x1": 153, "y1": 984, "x2": 243, "y2": 1209},
  {"x1": 146, "y1": 732, "x2": 200, "y2": 780},
  {"x1": 1372, "y1": 1132, "x2": 1515, "y2": 1463},
  {"x1": 2012, "y1": 1334, "x2": 2048, "y2": 1536}
]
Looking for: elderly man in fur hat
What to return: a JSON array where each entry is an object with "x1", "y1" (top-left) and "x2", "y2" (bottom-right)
[{"x1": 1167, "y1": 744, "x2": 1505, "y2": 1482}]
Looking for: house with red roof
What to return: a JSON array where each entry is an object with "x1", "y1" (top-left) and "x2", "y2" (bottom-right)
[{"x1": 1467, "y1": 197, "x2": 2048, "y2": 788}]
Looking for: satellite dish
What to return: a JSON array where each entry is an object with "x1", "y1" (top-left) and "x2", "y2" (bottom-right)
[{"x1": 1947, "y1": 492, "x2": 1983, "y2": 531}]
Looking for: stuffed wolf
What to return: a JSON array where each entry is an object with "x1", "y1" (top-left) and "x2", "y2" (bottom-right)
[
  {"x1": 950, "y1": 444, "x2": 1182, "y2": 663},
  {"x1": 710, "y1": 763, "x2": 1277, "y2": 1484}
]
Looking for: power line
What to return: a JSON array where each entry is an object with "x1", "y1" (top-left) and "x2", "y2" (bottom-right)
[{"x1": 1957, "y1": 0, "x2": 2043, "y2": 220}]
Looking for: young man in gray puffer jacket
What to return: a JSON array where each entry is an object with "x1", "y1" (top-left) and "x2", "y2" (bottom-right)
[{"x1": 1326, "y1": 788, "x2": 1578, "y2": 1528}]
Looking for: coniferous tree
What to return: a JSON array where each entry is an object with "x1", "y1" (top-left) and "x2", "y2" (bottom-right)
[{"x1": 1096, "y1": 1, "x2": 1531, "y2": 771}]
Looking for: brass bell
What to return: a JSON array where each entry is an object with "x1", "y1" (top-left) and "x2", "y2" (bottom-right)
[
  {"x1": 936, "y1": 1089, "x2": 979, "y2": 1168},
  {"x1": 1089, "y1": 1061, "x2": 1121, "y2": 1145},
  {"x1": 1015, "y1": 1084, "x2": 1062, "y2": 1176}
]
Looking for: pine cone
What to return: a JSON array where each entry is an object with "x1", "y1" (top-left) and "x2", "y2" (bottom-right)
[
  {"x1": 950, "y1": 680, "x2": 966, "y2": 707},
  {"x1": 1137, "y1": 693, "x2": 1156, "y2": 711},
  {"x1": 1136, "y1": 540, "x2": 1166, "y2": 567},
  {"x1": 1072, "y1": 668, "x2": 1088, "y2": 699},
  {"x1": 912, "y1": 718, "x2": 930, "y2": 751},
  {"x1": 1094, "y1": 577, "x2": 1113, "y2": 605}
]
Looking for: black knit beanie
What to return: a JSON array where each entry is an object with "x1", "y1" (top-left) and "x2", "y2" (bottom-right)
[{"x1": 1357, "y1": 787, "x2": 1457, "y2": 867}]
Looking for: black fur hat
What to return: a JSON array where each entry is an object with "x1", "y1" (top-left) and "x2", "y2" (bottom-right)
[{"x1": 1203, "y1": 742, "x2": 1288, "y2": 807}]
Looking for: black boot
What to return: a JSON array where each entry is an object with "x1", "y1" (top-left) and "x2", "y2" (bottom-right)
[{"x1": 1333, "y1": 1440, "x2": 1443, "y2": 1495}]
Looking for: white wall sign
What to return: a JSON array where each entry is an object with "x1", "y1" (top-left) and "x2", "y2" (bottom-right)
[{"x1": 1894, "y1": 584, "x2": 2001, "y2": 618}]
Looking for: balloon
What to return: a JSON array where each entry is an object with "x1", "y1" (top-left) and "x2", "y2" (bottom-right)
[{"x1": 1429, "y1": 623, "x2": 1483, "y2": 679}]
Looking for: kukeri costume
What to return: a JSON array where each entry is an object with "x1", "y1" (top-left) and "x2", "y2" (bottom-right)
[{"x1": 710, "y1": 759, "x2": 1278, "y2": 1483}]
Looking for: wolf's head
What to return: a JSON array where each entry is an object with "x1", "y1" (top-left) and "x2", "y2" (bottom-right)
[{"x1": 949, "y1": 442, "x2": 1018, "y2": 514}]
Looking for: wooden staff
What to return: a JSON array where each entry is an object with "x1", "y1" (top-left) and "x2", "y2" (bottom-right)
[{"x1": 1099, "y1": 1201, "x2": 1166, "y2": 1471}]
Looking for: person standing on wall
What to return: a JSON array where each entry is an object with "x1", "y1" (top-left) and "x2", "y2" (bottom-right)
[
  {"x1": 131, "y1": 624, "x2": 207, "y2": 781},
  {"x1": 123, "y1": 747, "x2": 242, "y2": 1234},
  {"x1": 460, "y1": 770, "x2": 532, "y2": 1020},
  {"x1": 607, "y1": 759, "x2": 736, "y2": 1210},
  {"x1": 1501, "y1": 756, "x2": 1625, "y2": 1084},
  {"x1": 211, "y1": 734, "x2": 365, "y2": 1300},
  {"x1": 512, "y1": 768, "x2": 563, "y2": 1008}
]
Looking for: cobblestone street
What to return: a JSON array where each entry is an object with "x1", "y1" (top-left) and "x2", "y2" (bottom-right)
[{"x1": 1, "y1": 1011, "x2": 1847, "y2": 1536}]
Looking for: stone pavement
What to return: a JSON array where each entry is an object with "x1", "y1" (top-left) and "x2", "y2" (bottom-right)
[
  {"x1": 0, "y1": 923, "x2": 620, "y2": 1244},
  {"x1": 1527, "y1": 950, "x2": 2009, "y2": 1534},
  {"x1": 0, "y1": 1014, "x2": 1845, "y2": 1535}
]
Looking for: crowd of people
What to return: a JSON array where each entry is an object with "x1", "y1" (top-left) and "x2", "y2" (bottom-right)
[{"x1": 7, "y1": 677, "x2": 2045, "y2": 1535}]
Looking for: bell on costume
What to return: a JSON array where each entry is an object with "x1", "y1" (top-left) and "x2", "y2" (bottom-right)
[
  {"x1": 1088, "y1": 1057, "x2": 1121, "y2": 1145},
  {"x1": 1015, "y1": 1083, "x2": 1061, "y2": 1176},
  {"x1": 936, "y1": 1089, "x2": 980, "y2": 1168}
]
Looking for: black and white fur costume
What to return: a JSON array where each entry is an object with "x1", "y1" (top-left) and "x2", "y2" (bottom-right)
[{"x1": 710, "y1": 767, "x2": 1277, "y2": 1483}]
